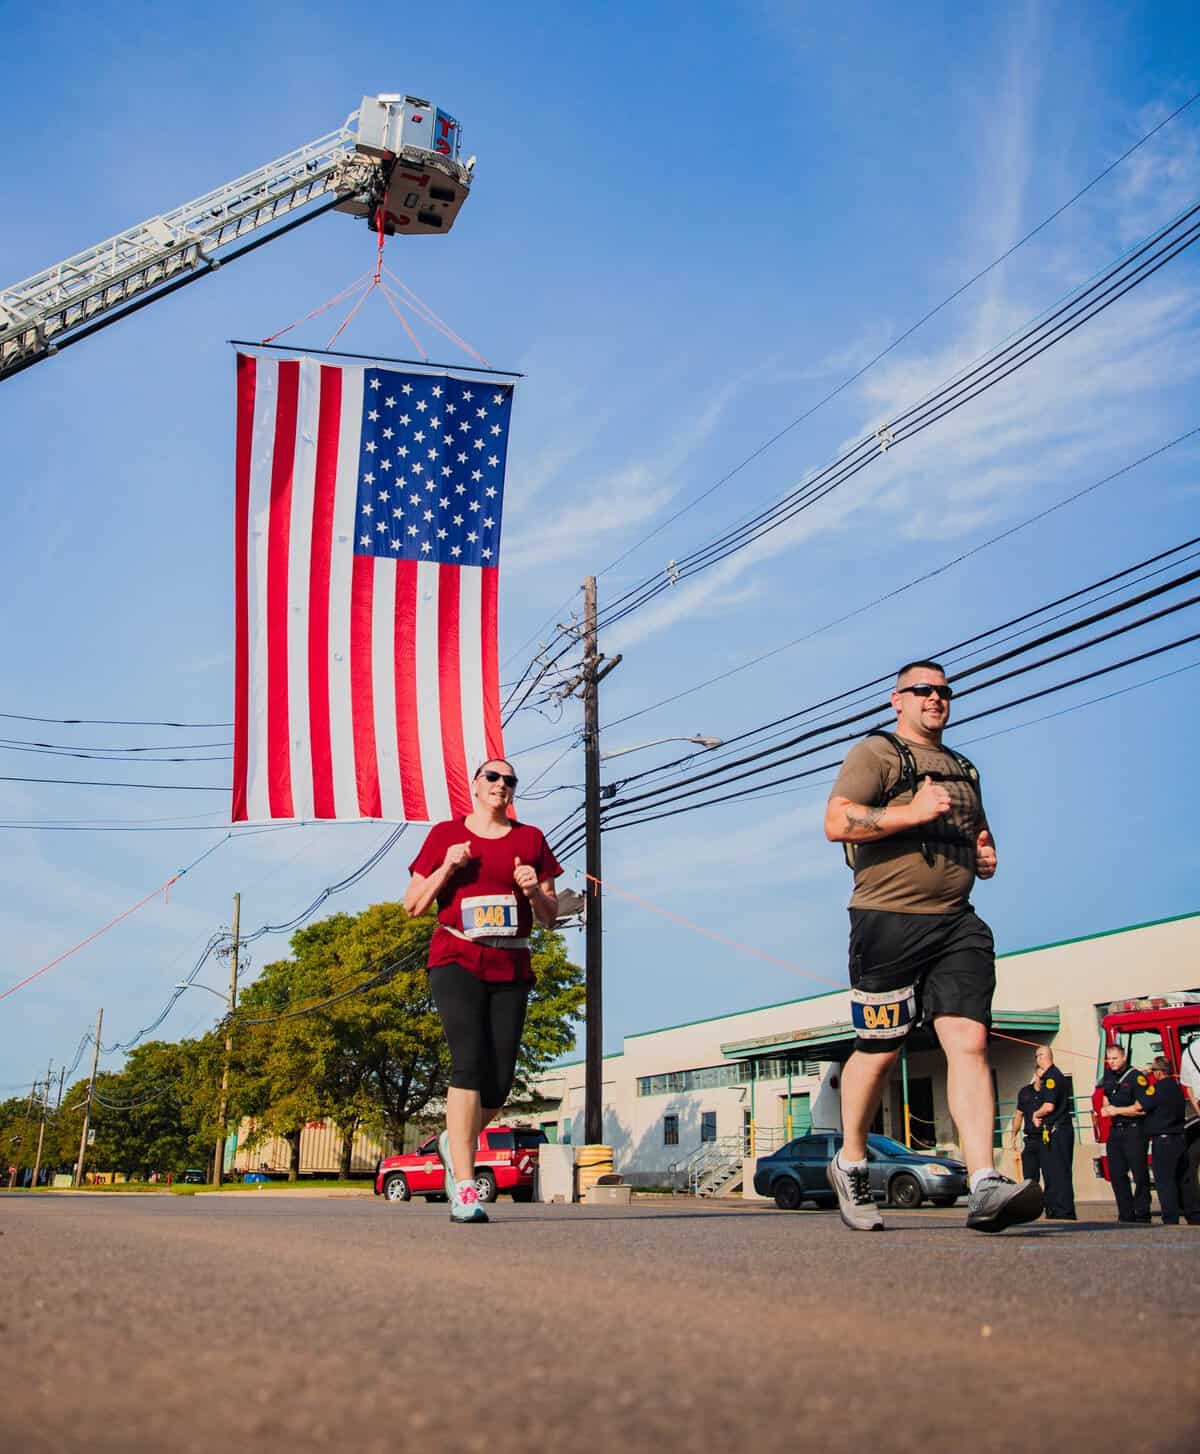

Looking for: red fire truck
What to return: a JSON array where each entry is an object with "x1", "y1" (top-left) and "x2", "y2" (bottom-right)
[{"x1": 1091, "y1": 996, "x2": 1200, "y2": 1196}]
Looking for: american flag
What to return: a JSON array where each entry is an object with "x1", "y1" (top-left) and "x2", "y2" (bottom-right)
[{"x1": 233, "y1": 352, "x2": 512, "y2": 824}]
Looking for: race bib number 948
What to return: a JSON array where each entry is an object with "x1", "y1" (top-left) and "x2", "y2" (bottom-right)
[{"x1": 460, "y1": 894, "x2": 520, "y2": 938}]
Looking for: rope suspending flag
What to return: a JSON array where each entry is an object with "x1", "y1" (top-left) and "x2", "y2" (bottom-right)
[{"x1": 233, "y1": 352, "x2": 512, "y2": 823}]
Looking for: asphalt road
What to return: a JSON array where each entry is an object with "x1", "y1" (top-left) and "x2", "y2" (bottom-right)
[{"x1": 1, "y1": 1193, "x2": 1196, "y2": 1454}]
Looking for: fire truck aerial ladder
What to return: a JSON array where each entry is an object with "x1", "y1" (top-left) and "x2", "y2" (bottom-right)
[{"x1": 0, "y1": 94, "x2": 474, "y2": 383}]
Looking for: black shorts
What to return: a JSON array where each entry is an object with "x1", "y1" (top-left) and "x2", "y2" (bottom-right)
[{"x1": 847, "y1": 906, "x2": 995, "y2": 1054}]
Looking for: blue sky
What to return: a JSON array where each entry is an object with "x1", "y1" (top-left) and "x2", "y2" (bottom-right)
[{"x1": 2, "y1": 0, "x2": 1199, "y2": 1093}]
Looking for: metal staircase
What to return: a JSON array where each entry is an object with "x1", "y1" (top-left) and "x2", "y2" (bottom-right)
[{"x1": 670, "y1": 1135, "x2": 745, "y2": 1197}]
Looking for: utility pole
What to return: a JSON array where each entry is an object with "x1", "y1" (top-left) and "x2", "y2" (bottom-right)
[
  {"x1": 30, "y1": 1060, "x2": 52, "y2": 1190},
  {"x1": 581, "y1": 577, "x2": 621, "y2": 1147},
  {"x1": 11, "y1": 1079, "x2": 37, "y2": 1187},
  {"x1": 55, "y1": 1065, "x2": 66, "y2": 1111},
  {"x1": 74, "y1": 1007, "x2": 103, "y2": 1188},
  {"x1": 213, "y1": 892, "x2": 240, "y2": 1187}
]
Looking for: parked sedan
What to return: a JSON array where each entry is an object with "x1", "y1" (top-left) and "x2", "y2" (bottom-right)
[{"x1": 754, "y1": 1131, "x2": 967, "y2": 1210}]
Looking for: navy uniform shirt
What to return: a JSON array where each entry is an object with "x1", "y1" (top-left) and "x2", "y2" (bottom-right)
[
  {"x1": 1038, "y1": 1064, "x2": 1072, "y2": 1129},
  {"x1": 1016, "y1": 1082, "x2": 1042, "y2": 1137},
  {"x1": 1101, "y1": 1063, "x2": 1152, "y2": 1127},
  {"x1": 1141, "y1": 1075, "x2": 1187, "y2": 1136}
]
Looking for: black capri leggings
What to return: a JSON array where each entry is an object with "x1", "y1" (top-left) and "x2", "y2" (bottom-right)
[{"x1": 430, "y1": 963, "x2": 530, "y2": 1109}]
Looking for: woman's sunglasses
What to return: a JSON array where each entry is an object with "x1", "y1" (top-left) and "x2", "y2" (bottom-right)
[{"x1": 476, "y1": 769, "x2": 518, "y2": 789}]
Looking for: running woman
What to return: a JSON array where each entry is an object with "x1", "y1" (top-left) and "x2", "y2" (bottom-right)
[
  {"x1": 405, "y1": 759, "x2": 562, "y2": 1223},
  {"x1": 823, "y1": 659, "x2": 1042, "y2": 1233}
]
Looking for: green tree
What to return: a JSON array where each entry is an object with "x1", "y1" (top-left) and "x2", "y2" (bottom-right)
[{"x1": 232, "y1": 901, "x2": 584, "y2": 1169}]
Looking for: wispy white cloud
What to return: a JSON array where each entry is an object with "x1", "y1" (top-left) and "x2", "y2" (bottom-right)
[
  {"x1": 1115, "y1": 97, "x2": 1200, "y2": 244},
  {"x1": 502, "y1": 372, "x2": 747, "y2": 574},
  {"x1": 607, "y1": 87, "x2": 1200, "y2": 652}
]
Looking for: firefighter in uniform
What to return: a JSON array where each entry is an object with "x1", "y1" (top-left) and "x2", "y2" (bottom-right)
[
  {"x1": 1012, "y1": 1073, "x2": 1043, "y2": 1184},
  {"x1": 1098, "y1": 1043, "x2": 1152, "y2": 1224},
  {"x1": 1143, "y1": 1055, "x2": 1200, "y2": 1226},
  {"x1": 1030, "y1": 1045, "x2": 1076, "y2": 1219}
]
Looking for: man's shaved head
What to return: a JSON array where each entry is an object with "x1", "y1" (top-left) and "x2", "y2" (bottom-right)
[{"x1": 896, "y1": 659, "x2": 947, "y2": 686}]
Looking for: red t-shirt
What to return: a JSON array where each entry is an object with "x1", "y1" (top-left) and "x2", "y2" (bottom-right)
[{"x1": 409, "y1": 818, "x2": 563, "y2": 983}]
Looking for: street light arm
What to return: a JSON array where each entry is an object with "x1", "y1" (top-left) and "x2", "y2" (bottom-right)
[
  {"x1": 600, "y1": 734, "x2": 723, "y2": 761},
  {"x1": 173, "y1": 981, "x2": 230, "y2": 1004}
]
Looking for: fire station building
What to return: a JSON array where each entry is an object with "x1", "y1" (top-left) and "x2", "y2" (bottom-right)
[{"x1": 531, "y1": 910, "x2": 1200, "y2": 1197}]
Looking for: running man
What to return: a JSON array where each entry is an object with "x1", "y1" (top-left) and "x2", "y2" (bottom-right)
[
  {"x1": 406, "y1": 759, "x2": 561, "y2": 1223},
  {"x1": 823, "y1": 659, "x2": 1042, "y2": 1232}
]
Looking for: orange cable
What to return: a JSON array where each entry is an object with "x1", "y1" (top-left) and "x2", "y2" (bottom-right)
[
  {"x1": 583, "y1": 872, "x2": 839, "y2": 987},
  {"x1": 325, "y1": 280, "x2": 377, "y2": 350},
  {"x1": 0, "y1": 875, "x2": 182, "y2": 1003},
  {"x1": 260, "y1": 272, "x2": 373, "y2": 344},
  {"x1": 377, "y1": 283, "x2": 429, "y2": 359},
  {"x1": 382, "y1": 268, "x2": 491, "y2": 366},
  {"x1": 584, "y1": 871, "x2": 1102, "y2": 1066}
]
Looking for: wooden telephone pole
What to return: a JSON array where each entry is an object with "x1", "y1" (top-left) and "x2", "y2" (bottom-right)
[
  {"x1": 73, "y1": 1008, "x2": 103, "y2": 1188},
  {"x1": 581, "y1": 577, "x2": 621, "y2": 1146},
  {"x1": 212, "y1": 893, "x2": 241, "y2": 1186}
]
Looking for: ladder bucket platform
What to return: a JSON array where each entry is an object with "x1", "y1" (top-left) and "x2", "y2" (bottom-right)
[{"x1": 335, "y1": 94, "x2": 474, "y2": 236}]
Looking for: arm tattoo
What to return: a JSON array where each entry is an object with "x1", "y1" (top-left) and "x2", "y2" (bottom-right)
[{"x1": 844, "y1": 804, "x2": 886, "y2": 835}]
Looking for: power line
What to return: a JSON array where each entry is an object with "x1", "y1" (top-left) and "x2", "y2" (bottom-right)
[
  {"x1": 547, "y1": 549, "x2": 1200, "y2": 854},
  {"x1": 0, "y1": 834, "x2": 232, "y2": 1004},
  {"x1": 97, "y1": 825, "x2": 408, "y2": 1056},
  {"x1": 0, "y1": 736, "x2": 233, "y2": 752},
  {"x1": 594, "y1": 578, "x2": 1200, "y2": 824},
  {"x1": 518, "y1": 425, "x2": 1200, "y2": 754},
  {"x1": 555, "y1": 625, "x2": 1200, "y2": 855},
  {"x1": 0, "y1": 744, "x2": 232, "y2": 763},
  {"x1": 0, "y1": 774, "x2": 229, "y2": 791},
  {"x1": 0, "y1": 711, "x2": 232, "y2": 727},
  {"x1": 499, "y1": 91, "x2": 1200, "y2": 681},
  {"x1": 593, "y1": 200, "x2": 1200, "y2": 633},
  {"x1": 601, "y1": 534, "x2": 1200, "y2": 790},
  {"x1": 584, "y1": 89, "x2": 1200, "y2": 588}
]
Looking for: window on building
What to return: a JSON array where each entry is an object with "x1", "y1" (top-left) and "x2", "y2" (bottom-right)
[
  {"x1": 636, "y1": 1063, "x2": 746, "y2": 1097},
  {"x1": 663, "y1": 1114, "x2": 679, "y2": 1146},
  {"x1": 539, "y1": 1121, "x2": 558, "y2": 1144},
  {"x1": 753, "y1": 1054, "x2": 827, "y2": 1081},
  {"x1": 701, "y1": 1111, "x2": 717, "y2": 1142},
  {"x1": 562, "y1": 1118, "x2": 572, "y2": 1145}
]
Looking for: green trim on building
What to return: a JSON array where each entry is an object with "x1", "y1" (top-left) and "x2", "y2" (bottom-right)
[
  {"x1": 996, "y1": 907, "x2": 1200, "y2": 961},
  {"x1": 721, "y1": 1007, "x2": 1061, "y2": 1060},
  {"x1": 547, "y1": 908, "x2": 1197, "y2": 1070},
  {"x1": 623, "y1": 986, "x2": 843, "y2": 1041}
]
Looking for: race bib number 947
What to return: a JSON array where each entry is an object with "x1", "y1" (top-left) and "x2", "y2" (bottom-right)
[{"x1": 851, "y1": 985, "x2": 917, "y2": 1040}]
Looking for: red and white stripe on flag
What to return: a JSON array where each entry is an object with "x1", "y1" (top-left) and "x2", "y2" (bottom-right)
[{"x1": 233, "y1": 352, "x2": 506, "y2": 823}]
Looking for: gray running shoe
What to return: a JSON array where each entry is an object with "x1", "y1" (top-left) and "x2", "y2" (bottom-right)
[
  {"x1": 826, "y1": 1157, "x2": 884, "y2": 1231},
  {"x1": 965, "y1": 1174, "x2": 1043, "y2": 1232}
]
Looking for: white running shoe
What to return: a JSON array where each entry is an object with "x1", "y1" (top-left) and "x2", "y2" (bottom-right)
[
  {"x1": 826, "y1": 1157, "x2": 884, "y2": 1231},
  {"x1": 438, "y1": 1133, "x2": 488, "y2": 1223}
]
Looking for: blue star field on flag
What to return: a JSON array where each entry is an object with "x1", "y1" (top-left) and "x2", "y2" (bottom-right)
[{"x1": 355, "y1": 371, "x2": 513, "y2": 566}]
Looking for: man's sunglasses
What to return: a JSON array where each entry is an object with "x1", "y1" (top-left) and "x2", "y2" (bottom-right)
[
  {"x1": 897, "y1": 683, "x2": 953, "y2": 701},
  {"x1": 476, "y1": 769, "x2": 518, "y2": 789}
]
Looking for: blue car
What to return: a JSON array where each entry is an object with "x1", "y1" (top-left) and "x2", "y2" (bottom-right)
[{"x1": 754, "y1": 1131, "x2": 968, "y2": 1210}]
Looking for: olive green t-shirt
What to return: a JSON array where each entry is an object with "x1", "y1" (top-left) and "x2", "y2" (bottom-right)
[{"x1": 830, "y1": 734, "x2": 987, "y2": 914}]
